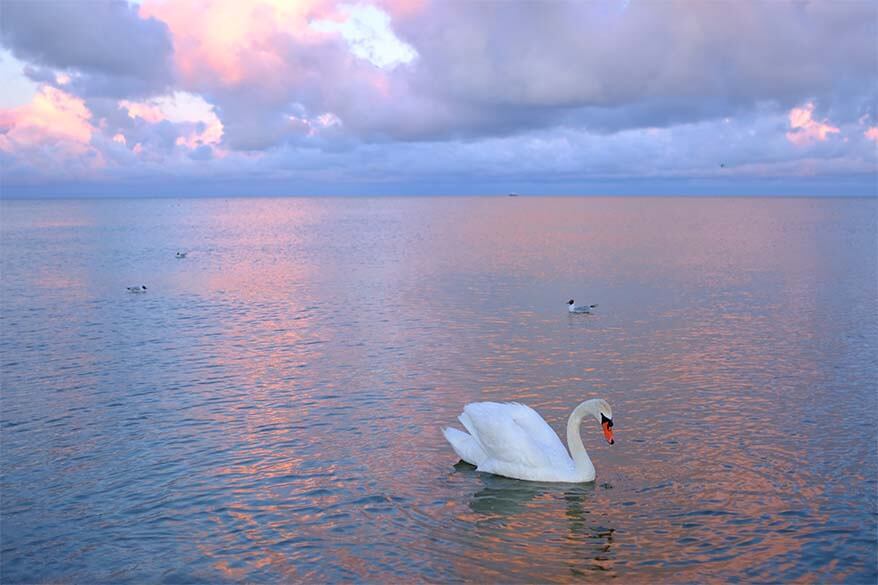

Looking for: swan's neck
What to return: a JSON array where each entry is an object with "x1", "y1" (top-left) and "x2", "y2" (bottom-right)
[{"x1": 566, "y1": 401, "x2": 595, "y2": 480}]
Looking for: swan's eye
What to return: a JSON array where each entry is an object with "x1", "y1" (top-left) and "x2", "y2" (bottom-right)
[{"x1": 601, "y1": 413, "x2": 613, "y2": 428}]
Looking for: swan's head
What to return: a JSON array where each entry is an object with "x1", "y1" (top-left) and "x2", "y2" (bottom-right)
[
  {"x1": 600, "y1": 413, "x2": 614, "y2": 445},
  {"x1": 589, "y1": 398, "x2": 614, "y2": 445}
]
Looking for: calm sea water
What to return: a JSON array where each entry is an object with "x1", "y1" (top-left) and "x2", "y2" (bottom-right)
[{"x1": 1, "y1": 196, "x2": 876, "y2": 583}]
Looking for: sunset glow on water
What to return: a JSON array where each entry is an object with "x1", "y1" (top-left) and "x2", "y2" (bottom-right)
[{"x1": 1, "y1": 196, "x2": 875, "y2": 582}]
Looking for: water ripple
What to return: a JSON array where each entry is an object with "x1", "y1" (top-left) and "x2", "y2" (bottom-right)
[{"x1": 1, "y1": 197, "x2": 876, "y2": 583}]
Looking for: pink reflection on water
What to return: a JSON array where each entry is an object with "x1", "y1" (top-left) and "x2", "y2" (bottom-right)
[
  {"x1": 170, "y1": 199, "x2": 325, "y2": 298},
  {"x1": 3, "y1": 197, "x2": 859, "y2": 581},
  {"x1": 372, "y1": 197, "x2": 859, "y2": 581}
]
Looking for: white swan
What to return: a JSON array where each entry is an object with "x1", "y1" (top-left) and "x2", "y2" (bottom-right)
[
  {"x1": 443, "y1": 398, "x2": 614, "y2": 483},
  {"x1": 127, "y1": 285, "x2": 147, "y2": 293},
  {"x1": 567, "y1": 299, "x2": 598, "y2": 313}
]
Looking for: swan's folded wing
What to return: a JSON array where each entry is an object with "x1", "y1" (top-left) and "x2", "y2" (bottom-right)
[
  {"x1": 503, "y1": 402, "x2": 571, "y2": 468},
  {"x1": 443, "y1": 427, "x2": 487, "y2": 466},
  {"x1": 461, "y1": 402, "x2": 565, "y2": 470}
]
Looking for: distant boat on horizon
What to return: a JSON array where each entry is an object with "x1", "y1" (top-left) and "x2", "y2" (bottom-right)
[{"x1": 508, "y1": 192, "x2": 520, "y2": 197}]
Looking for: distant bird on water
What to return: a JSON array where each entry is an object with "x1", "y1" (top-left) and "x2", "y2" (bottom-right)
[
  {"x1": 175, "y1": 251, "x2": 187, "y2": 258},
  {"x1": 567, "y1": 299, "x2": 597, "y2": 314},
  {"x1": 127, "y1": 285, "x2": 147, "y2": 293}
]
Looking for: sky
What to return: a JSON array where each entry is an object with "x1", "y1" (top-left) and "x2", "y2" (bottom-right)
[{"x1": 0, "y1": 0, "x2": 876, "y2": 197}]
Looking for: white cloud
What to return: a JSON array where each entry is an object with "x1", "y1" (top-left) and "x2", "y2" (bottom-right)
[{"x1": 311, "y1": 4, "x2": 417, "y2": 70}]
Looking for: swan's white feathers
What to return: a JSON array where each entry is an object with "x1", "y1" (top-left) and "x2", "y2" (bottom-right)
[
  {"x1": 457, "y1": 410, "x2": 478, "y2": 439},
  {"x1": 504, "y1": 402, "x2": 565, "y2": 450},
  {"x1": 444, "y1": 398, "x2": 613, "y2": 483},
  {"x1": 459, "y1": 402, "x2": 573, "y2": 478},
  {"x1": 442, "y1": 427, "x2": 487, "y2": 465}
]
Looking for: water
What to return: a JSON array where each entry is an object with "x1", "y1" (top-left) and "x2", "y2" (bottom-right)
[{"x1": 1, "y1": 196, "x2": 876, "y2": 583}]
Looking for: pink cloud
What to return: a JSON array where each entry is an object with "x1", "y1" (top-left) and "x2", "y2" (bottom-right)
[
  {"x1": 117, "y1": 93, "x2": 225, "y2": 155},
  {"x1": 138, "y1": 0, "x2": 420, "y2": 151},
  {"x1": 0, "y1": 85, "x2": 109, "y2": 177},
  {"x1": 865, "y1": 127, "x2": 878, "y2": 143},
  {"x1": 374, "y1": 0, "x2": 427, "y2": 18},
  {"x1": 785, "y1": 102, "x2": 840, "y2": 146},
  {"x1": 141, "y1": 0, "x2": 341, "y2": 88},
  {"x1": 119, "y1": 100, "x2": 166, "y2": 123},
  {"x1": 139, "y1": 0, "x2": 424, "y2": 88},
  {"x1": 0, "y1": 85, "x2": 95, "y2": 153}
]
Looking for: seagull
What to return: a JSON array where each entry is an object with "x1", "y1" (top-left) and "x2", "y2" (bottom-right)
[
  {"x1": 127, "y1": 285, "x2": 148, "y2": 293},
  {"x1": 567, "y1": 299, "x2": 597, "y2": 314},
  {"x1": 175, "y1": 251, "x2": 187, "y2": 258}
]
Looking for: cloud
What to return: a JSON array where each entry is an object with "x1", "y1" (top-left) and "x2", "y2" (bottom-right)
[
  {"x1": 125, "y1": 1, "x2": 878, "y2": 146},
  {"x1": 0, "y1": 84, "x2": 230, "y2": 183},
  {"x1": 389, "y1": 1, "x2": 877, "y2": 137},
  {"x1": 119, "y1": 100, "x2": 165, "y2": 124},
  {"x1": 140, "y1": 0, "x2": 337, "y2": 87},
  {"x1": 0, "y1": 0, "x2": 876, "y2": 195},
  {"x1": 0, "y1": 85, "x2": 105, "y2": 182},
  {"x1": 0, "y1": 0, "x2": 174, "y2": 97},
  {"x1": 311, "y1": 3, "x2": 417, "y2": 69},
  {"x1": 118, "y1": 92, "x2": 224, "y2": 151},
  {"x1": 785, "y1": 102, "x2": 840, "y2": 146},
  {"x1": 0, "y1": 86, "x2": 94, "y2": 150},
  {"x1": 139, "y1": 0, "x2": 349, "y2": 149}
]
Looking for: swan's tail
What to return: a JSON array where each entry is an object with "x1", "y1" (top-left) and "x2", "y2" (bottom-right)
[{"x1": 443, "y1": 427, "x2": 487, "y2": 467}]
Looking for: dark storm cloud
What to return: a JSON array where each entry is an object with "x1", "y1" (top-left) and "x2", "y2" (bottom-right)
[{"x1": 0, "y1": 0, "x2": 174, "y2": 97}]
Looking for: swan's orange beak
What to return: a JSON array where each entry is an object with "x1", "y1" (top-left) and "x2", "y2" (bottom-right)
[{"x1": 602, "y1": 420, "x2": 615, "y2": 445}]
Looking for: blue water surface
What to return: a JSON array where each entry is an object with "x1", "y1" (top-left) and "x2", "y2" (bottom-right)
[{"x1": 1, "y1": 196, "x2": 876, "y2": 582}]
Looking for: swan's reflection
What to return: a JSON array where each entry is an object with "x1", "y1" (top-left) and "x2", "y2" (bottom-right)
[
  {"x1": 457, "y1": 461, "x2": 596, "y2": 516},
  {"x1": 454, "y1": 461, "x2": 616, "y2": 574}
]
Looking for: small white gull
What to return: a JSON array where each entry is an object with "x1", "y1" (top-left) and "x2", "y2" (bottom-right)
[{"x1": 567, "y1": 299, "x2": 597, "y2": 314}]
